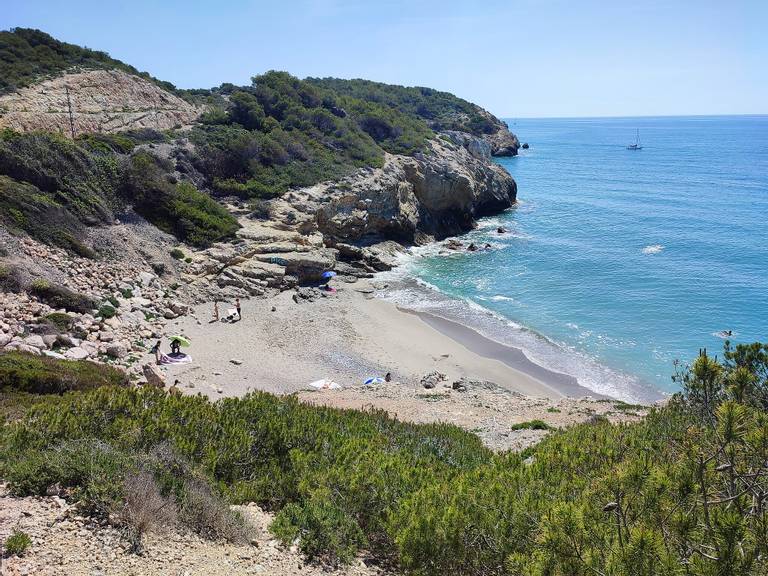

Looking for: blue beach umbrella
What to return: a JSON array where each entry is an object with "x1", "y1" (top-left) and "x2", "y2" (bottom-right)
[
  {"x1": 364, "y1": 377, "x2": 385, "y2": 385},
  {"x1": 321, "y1": 271, "x2": 337, "y2": 279}
]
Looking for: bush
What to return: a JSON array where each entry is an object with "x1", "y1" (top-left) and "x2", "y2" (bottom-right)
[
  {"x1": 29, "y1": 279, "x2": 96, "y2": 313},
  {"x1": 509, "y1": 419, "x2": 551, "y2": 431},
  {"x1": 0, "y1": 263, "x2": 24, "y2": 293},
  {"x1": 0, "y1": 351, "x2": 129, "y2": 394},
  {"x1": 120, "y1": 288, "x2": 133, "y2": 299},
  {"x1": 3, "y1": 529, "x2": 31, "y2": 557},
  {"x1": 121, "y1": 152, "x2": 239, "y2": 247},
  {"x1": 170, "y1": 248, "x2": 184, "y2": 260},
  {"x1": 121, "y1": 470, "x2": 178, "y2": 551},
  {"x1": 106, "y1": 295, "x2": 119, "y2": 308},
  {"x1": 98, "y1": 303, "x2": 116, "y2": 319},
  {"x1": 41, "y1": 312, "x2": 72, "y2": 332},
  {"x1": 271, "y1": 497, "x2": 365, "y2": 565}
]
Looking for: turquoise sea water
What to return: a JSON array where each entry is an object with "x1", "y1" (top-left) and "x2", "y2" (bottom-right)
[{"x1": 381, "y1": 116, "x2": 768, "y2": 401}]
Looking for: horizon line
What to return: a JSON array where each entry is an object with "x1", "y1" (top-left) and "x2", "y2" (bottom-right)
[{"x1": 500, "y1": 113, "x2": 768, "y2": 120}]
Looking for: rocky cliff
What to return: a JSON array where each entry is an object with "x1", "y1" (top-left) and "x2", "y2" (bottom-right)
[
  {"x1": 0, "y1": 69, "x2": 201, "y2": 136},
  {"x1": 308, "y1": 136, "x2": 516, "y2": 243}
]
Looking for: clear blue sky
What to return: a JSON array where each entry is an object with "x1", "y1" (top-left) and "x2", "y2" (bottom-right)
[{"x1": 3, "y1": 0, "x2": 766, "y2": 117}]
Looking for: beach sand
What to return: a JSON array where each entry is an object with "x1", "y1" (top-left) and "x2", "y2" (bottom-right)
[
  {"x1": 159, "y1": 280, "x2": 589, "y2": 400},
  {"x1": 150, "y1": 280, "x2": 648, "y2": 451}
]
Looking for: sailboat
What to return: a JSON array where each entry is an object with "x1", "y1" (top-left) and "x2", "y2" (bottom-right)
[{"x1": 627, "y1": 129, "x2": 642, "y2": 150}]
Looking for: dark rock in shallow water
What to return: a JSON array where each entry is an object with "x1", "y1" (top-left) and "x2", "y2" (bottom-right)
[{"x1": 522, "y1": 142, "x2": 529, "y2": 149}]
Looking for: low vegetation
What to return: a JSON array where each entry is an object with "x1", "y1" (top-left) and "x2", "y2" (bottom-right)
[
  {"x1": 0, "y1": 351, "x2": 128, "y2": 395},
  {"x1": 29, "y1": 279, "x2": 96, "y2": 313},
  {"x1": 309, "y1": 77, "x2": 504, "y2": 135},
  {"x1": 3, "y1": 528, "x2": 31, "y2": 557},
  {"x1": 508, "y1": 418, "x2": 551, "y2": 431},
  {"x1": 0, "y1": 342, "x2": 766, "y2": 574}
]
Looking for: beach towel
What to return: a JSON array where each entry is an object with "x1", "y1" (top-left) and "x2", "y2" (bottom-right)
[
  {"x1": 159, "y1": 353, "x2": 192, "y2": 365},
  {"x1": 308, "y1": 378, "x2": 342, "y2": 390}
]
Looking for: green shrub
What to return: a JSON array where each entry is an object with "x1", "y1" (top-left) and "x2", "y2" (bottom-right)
[
  {"x1": 0, "y1": 263, "x2": 24, "y2": 293},
  {"x1": 0, "y1": 351, "x2": 128, "y2": 394},
  {"x1": 106, "y1": 295, "x2": 119, "y2": 308},
  {"x1": 42, "y1": 312, "x2": 72, "y2": 332},
  {"x1": 98, "y1": 303, "x2": 116, "y2": 319},
  {"x1": 272, "y1": 497, "x2": 365, "y2": 565},
  {"x1": 121, "y1": 152, "x2": 239, "y2": 247},
  {"x1": 29, "y1": 279, "x2": 96, "y2": 313},
  {"x1": 170, "y1": 248, "x2": 184, "y2": 260},
  {"x1": 3, "y1": 529, "x2": 31, "y2": 557},
  {"x1": 509, "y1": 419, "x2": 551, "y2": 431},
  {"x1": 120, "y1": 288, "x2": 133, "y2": 299}
]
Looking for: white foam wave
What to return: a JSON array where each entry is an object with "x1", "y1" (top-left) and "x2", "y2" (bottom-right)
[
  {"x1": 642, "y1": 244, "x2": 664, "y2": 254},
  {"x1": 489, "y1": 295, "x2": 515, "y2": 302}
]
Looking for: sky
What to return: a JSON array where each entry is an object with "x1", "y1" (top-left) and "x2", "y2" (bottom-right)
[{"x1": 2, "y1": 0, "x2": 766, "y2": 117}]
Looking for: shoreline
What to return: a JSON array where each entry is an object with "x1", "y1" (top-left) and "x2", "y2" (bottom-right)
[{"x1": 403, "y1": 307, "x2": 603, "y2": 398}]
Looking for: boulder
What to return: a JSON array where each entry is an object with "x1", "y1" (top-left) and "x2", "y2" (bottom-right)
[
  {"x1": 15, "y1": 344, "x2": 43, "y2": 355},
  {"x1": 169, "y1": 301, "x2": 190, "y2": 316},
  {"x1": 142, "y1": 363, "x2": 166, "y2": 387},
  {"x1": 138, "y1": 271, "x2": 156, "y2": 287},
  {"x1": 106, "y1": 344, "x2": 127, "y2": 359},
  {"x1": 23, "y1": 334, "x2": 47, "y2": 349},
  {"x1": 280, "y1": 250, "x2": 336, "y2": 284},
  {"x1": 64, "y1": 347, "x2": 90, "y2": 360}
]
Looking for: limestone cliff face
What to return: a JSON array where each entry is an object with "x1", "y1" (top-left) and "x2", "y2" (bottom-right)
[
  {"x1": 287, "y1": 135, "x2": 517, "y2": 244},
  {"x1": 0, "y1": 69, "x2": 201, "y2": 136}
]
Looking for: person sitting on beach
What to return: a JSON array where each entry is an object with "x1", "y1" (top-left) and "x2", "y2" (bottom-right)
[
  {"x1": 170, "y1": 338, "x2": 181, "y2": 356},
  {"x1": 385, "y1": 372, "x2": 392, "y2": 382}
]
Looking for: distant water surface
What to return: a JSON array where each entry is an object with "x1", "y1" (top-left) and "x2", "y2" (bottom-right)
[{"x1": 379, "y1": 116, "x2": 768, "y2": 400}]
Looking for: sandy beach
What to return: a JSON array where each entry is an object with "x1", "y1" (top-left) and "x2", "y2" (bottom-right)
[
  {"x1": 159, "y1": 280, "x2": 589, "y2": 400},
  {"x1": 148, "y1": 280, "x2": 647, "y2": 452}
]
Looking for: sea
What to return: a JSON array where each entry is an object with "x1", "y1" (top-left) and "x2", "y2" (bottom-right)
[{"x1": 377, "y1": 115, "x2": 768, "y2": 402}]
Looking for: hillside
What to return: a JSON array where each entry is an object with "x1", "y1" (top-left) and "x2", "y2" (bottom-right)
[
  {"x1": 0, "y1": 28, "x2": 179, "y2": 95},
  {"x1": 0, "y1": 27, "x2": 520, "y2": 262},
  {"x1": 309, "y1": 77, "x2": 520, "y2": 155}
]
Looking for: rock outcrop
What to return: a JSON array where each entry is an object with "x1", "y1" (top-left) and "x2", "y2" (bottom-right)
[
  {"x1": 310, "y1": 137, "x2": 517, "y2": 243},
  {"x1": 483, "y1": 127, "x2": 521, "y2": 157},
  {"x1": 0, "y1": 69, "x2": 201, "y2": 136}
]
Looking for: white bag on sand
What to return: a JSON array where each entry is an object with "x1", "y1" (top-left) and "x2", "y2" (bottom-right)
[{"x1": 308, "y1": 378, "x2": 342, "y2": 390}]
